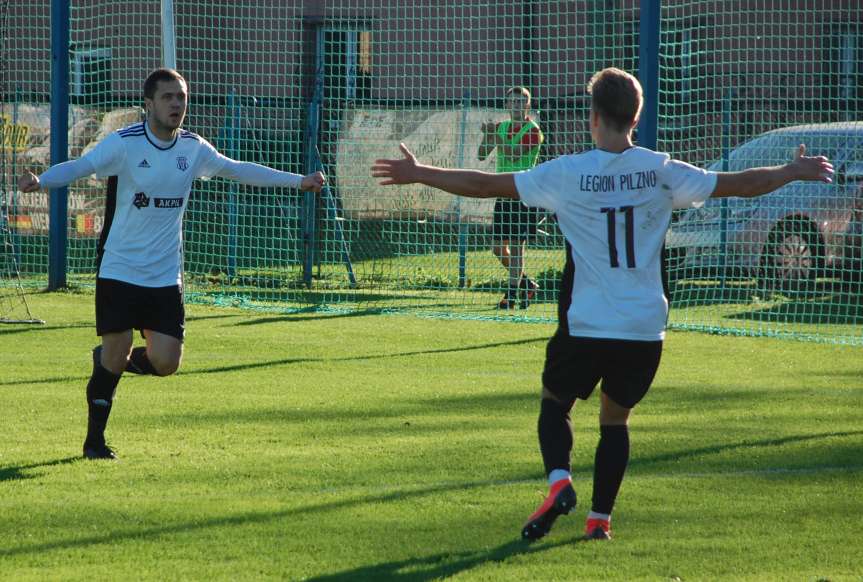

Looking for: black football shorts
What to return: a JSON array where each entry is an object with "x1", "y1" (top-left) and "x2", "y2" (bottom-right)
[
  {"x1": 95, "y1": 278, "x2": 185, "y2": 341},
  {"x1": 541, "y1": 331, "x2": 663, "y2": 409}
]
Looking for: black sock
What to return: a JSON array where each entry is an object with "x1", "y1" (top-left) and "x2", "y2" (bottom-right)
[
  {"x1": 591, "y1": 424, "x2": 630, "y2": 515},
  {"x1": 85, "y1": 363, "x2": 121, "y2": 448},
  {"x1": 126, "y1": 347, "x2": 158, "y2": 375},
  {"x1": 537, "y1": 397, "x2": 573, "y2": 476}
]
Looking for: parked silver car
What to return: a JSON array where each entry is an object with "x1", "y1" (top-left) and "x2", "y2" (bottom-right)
[{"x1": 666, "y1": 122, "x2": 863, "y2": 291}]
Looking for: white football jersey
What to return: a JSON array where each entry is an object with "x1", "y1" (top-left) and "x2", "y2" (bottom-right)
[
  {"x1": 515, "y1": 147, "x2": 717, "y2": 341},
  {"x1": 82, "y1": 122, "x2": 228, "y2": 287}
]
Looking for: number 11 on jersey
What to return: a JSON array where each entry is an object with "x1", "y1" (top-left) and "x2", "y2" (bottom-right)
[{"x1": 601, "y1": 206, "x2": 636, "y2": 268}]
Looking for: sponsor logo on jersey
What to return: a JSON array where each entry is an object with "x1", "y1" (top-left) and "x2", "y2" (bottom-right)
[
  {"x1": 132, "y1": 192, "x2": 150, "y2": 209},
  {"x1": 154, "y1": 197, "x2": 184, "y2": 208},
  {"x1": 138, "y1": 159, "x2": 151, "y2": 168},
  {"x1": 176, "y1": 156, "x2": 189, "y2": 172}
]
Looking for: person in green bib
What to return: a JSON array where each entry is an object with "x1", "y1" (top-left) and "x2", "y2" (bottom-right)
[{"x1": 478, "y1": 86, "x2": 545, "y2": 309}]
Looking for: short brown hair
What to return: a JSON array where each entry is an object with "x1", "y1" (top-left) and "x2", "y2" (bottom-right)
[
  {"x1": 143, "y1": 68, "x2": 186, "y2": 100},
  {"x1": 586, "y1": 68, "x2": 643, "y2": 132},
  {"x1": 506, "y1": 86, "x2": 531, "y2": 108}
]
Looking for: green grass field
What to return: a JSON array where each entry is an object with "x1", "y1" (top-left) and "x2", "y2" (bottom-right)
[{"x1": 1, "y1": 290, "x2": 861, "y2": 581}]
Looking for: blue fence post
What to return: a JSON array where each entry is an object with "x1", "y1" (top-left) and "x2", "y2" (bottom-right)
[
  {"x1": 637, "y1": 0, "x2": 660, "y2": 151},
  {"x1": 225, "y1": 89, "x2": 240, "y2": 280},
  {"x1": 455, "y1": 90, "x2": 470, "y2": 288},
  {"x1": 48, "y1": 0, "x2": 70, "y2": 290},
  {"x1": 302, "y1": 25, "x2": 324, "y2": 288},
  {"x1": 11, "y1": 87, "x2": 22, "y2": 269},
  {"x1": 719, "y1": 87, "x2": 733, "y2": 290}
]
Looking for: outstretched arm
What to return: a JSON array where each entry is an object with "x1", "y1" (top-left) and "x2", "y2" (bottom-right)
[
  {"x1": 712, "y1": 144, "x2": 833, "y2": 198},
  {"x1": 18, "y1": 158, "x2": 98, "y2": 193},
  {"x1": 373, "y1": 143, "x2": 518, "y2": 199},
  {"x1": 215, "y1": 158, "x2": 325, "y2": 192}
]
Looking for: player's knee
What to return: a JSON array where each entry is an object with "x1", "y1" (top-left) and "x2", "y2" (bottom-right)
[
  {"x1": 149, "y1": 353, "x2": 181, "y2": 376},
  {"x1": 599, "y1": 392, "x2": 631, "y2": 425},
  {"x1": 541, "y1": 386, "x2": 575, "y2": 412},
  {"x1": 101, "y1": 345, "x2": 132, "y2": 375}
]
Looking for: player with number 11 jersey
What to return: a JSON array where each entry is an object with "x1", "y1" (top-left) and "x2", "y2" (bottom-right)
[
  {"x1": 372, "y1": 66, "x2": 833, "y2": 542},
  {"x1": 515, "y1": 145, "x2": 715, "y2": 340}
]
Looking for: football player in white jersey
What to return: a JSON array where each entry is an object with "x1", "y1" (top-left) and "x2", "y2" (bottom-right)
[
  {"x1": 18, "y1": 68, "x2": 326, "y2": 460},
  {"x1": 372, "y1": 67, "x2": 833, "y2": 541}
]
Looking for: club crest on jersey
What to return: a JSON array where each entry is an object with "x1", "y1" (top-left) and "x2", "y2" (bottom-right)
[
  {"x1": 133, "y1": 192, "x2": 150, "y2": 209},
  {"x1": 176, "y1": 156, "x2": 189, "y2": 172}
]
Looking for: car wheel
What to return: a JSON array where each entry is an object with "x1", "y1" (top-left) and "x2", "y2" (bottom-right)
[{"x1": 759, "y1": 217, "x2": 824, "y2": 294}]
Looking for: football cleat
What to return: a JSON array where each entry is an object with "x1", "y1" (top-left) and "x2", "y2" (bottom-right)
[
  {"x1": 583, "y1": 517, "x2": 611, "y2": 541},
  {"x1": 519, "y1": 278, "x2": 540, "y2": 309},
  {"x1": 497, "y1": 290, "x2": 518, "y2": 310},
  {"x1": 82, "y1": 443, "x2": 118, "y2": 460},
  {"x1": 521, "y1": 478, "x2": 577, "y2": 541}
]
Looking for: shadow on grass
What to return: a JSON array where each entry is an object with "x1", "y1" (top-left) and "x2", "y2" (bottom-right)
[
  {"x1": 184, "y1": 313, "x2": 247, "y2": 322},
  {"x1": 626, "y1": 430, "x2": 863, "y2": 472},
  {"x1": 0, "y1": 336, "x2": 549, "y2": 387},
  {"x1": 1, "y1": 433, "x2": 859, "y2": 560},
  {"x1": 804, "y1": 369, "x2": 863, "y2": 379},
  {"x1": 158, "y1": 390, "x2": 537, "y2": 428},
  {"x1": 305, "y1": 537, "x2": 578, "y2": 582},
  {"x1": 668, "y1": 278, "x2": 761, "y2": 308},
  {"x1": 0, "y1": 456, "x2": 79, "y2": 482},
  {"x1": 232, "y1": 307, "x2": 390, "y2": 326},
  {"x1": 0, "y1": 323, "x2": 92, "y2": 336},
  {"x1": 0, "y1": 375, "x2": 85, "y2": 387},
  {"x1": 724, "y1": 294, "x2": 863, "y2": 326},
  {"x1": 668, "y1": 277, "x2": 863, "y2": 323},
  {"x1": 176, "y1": 336, "x2": 549, "y2": 376},
  {"x1": 0, "y1": 476, "x2": 538, "y2": 559}
]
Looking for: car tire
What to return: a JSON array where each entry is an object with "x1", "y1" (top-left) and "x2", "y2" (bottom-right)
[{"x1": 759, "y1": 217, "x2": 824, "y2": 294}]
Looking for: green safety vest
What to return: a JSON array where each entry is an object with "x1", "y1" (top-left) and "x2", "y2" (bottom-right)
[{"x1": 495, "y1": 118, "x2": 544, "y2": 173}]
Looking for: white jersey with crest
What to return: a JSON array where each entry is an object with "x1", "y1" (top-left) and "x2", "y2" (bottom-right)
[
  {"x1": 514, "y1": 146, "x2": 717, "y2": 341},
  {"x1": 82, "y1": 122, "x2": 228, "y2": 287}
]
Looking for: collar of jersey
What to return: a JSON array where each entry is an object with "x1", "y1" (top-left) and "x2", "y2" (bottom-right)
[
  {"x1": 143, "y1": 121, "x2": 179, "y2": 151},
  {"x1": 596, "y1": 145, "x2": 635, "y2": 155}
]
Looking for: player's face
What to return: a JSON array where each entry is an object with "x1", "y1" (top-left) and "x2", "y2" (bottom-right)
[
  {"x1": 508, "y1": 94, "x2": 529, "y2": 120},
  {"x1": 146, "y1": 79, "x2": 188, "y2": 132}
]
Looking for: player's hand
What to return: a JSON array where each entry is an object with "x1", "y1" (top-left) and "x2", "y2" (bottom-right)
[
  {"x1": 371, "y1": 143, "x2": 420, "y2": 186},
  {"x1": 18, "y1": 170, "x2": 40, "y2": 193},
  {"x1": 790, "y1": 144, "x2": 834, "y2": 183},
  {"x1": 301, "y1": 171, "x2": 326, "y2": 192},
  {"x1": 481, "y1": 120, "x2": 496, "y2": 135}
]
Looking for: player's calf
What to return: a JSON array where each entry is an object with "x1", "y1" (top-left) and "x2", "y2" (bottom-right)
[
  {"x1": 127, "y1": 345, "x2": 182, "y2": 376},
  {"x1": 126, "y1": 346, "x2": 161, "y2": 375},
  {"x1": 84, "y1": 346, "x2": 121, "y2": 459}
]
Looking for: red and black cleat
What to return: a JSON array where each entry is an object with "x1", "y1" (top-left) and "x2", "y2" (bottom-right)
[
  {"x1": 583, "y1": 518, "x2": 611, "y2": 541},
  {"x1": 521, "y1": 478, "x2": 577, "y2": 541}
]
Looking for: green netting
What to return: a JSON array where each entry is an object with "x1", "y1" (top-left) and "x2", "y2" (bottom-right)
[
  {"x1": 659, "y1": 1, "x2": 863, "y2": 344},
  {"x1": 1, "y1": 0, "x2": 861, "y2": 344}
]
